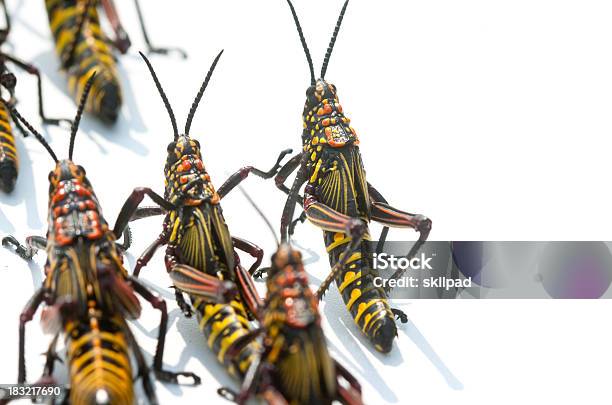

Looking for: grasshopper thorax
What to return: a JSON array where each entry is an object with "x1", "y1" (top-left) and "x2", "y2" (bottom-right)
[{"x1": 164, "y1": 134, "x2": 218, "y2": 206}]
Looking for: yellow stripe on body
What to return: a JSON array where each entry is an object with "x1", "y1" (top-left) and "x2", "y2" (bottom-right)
[
  {"x1": 0, "y1": 150, "x2": 16, "y2": 160},
  {"x1": 326, "y1": 232, "x2": 350, "y2": 252},
  {"x1": 206, "y1": 314, "x2": 237, "y2": 348},
  {"x1": 346, "y1": 288, "x2": 362, "y2": 310},
  {"x1": 338, "y1": 270, "x2": 361, "y2": 293},
  {"x1": 217, "y1": 329, "x2": 246, "y2": 362},
  {"x1": 70, "y1": 351, "x2": 130, "y2": 383},
  {"x1": 354, "y1": 300, "x2": 379, "y2": 324},
  {"x1": 50, "y1": 8, "x2": 78, "y2": 33},
  {"x1": 0, "y1": 102, "x2": 16, "y2": 165},
  {"x1": 309, "y1": 158, "x2": 322, "y2": 183},
  {"x1": 66, "y1": 317, "x2": 132, "y2": 405},
  {"x1": 363, "y1": 307, "x2": 390, "y2": 334}
]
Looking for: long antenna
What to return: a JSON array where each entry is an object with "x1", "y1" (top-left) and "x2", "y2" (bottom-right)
[
  {"x1": 321, "y1": 0, "x2": 350, "y2": 79},
  {"x1": 184, "y1": 49, "x2": 223, "y2": 135},
  {"x1": 285, "y1": 0, "x2": 315, "y2": 85},
  {"x1": 237, "y1": 185, "x2": 279, "y2": 247},
  {"x1": 2, "y1": 100, "x2": 58, "y2": 163},
  {"x1": 139, "y1": 51, "x2": 179, "y2": 139},
  {"x1": 69, "y1": 71, "x2": 96, "y2": 160}
]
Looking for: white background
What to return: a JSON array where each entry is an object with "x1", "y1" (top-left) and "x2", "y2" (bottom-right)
[{"x1": 0, "y1": 0, "x2": 611, "y2": 404}]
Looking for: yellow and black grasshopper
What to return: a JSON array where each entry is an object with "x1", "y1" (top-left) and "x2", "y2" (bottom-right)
[
  {"x1": 218, "y1": 243, "x2": 364, "y2": 405},
  {"x1": 45, "y1": 0, "x2": 185, "y2": 123},
  {"x1": 112, "y1": 51, "x2": 292, "y2": 379},
  {"x1": 261, "y1": 0, "x2": 432, "y2": 353},
  {"x1": 214, "y1": 191, "x2": 365, "y2": 405},
  {"x1": 0, "y1": 0, "x2": 71, "y2": 193},
  {"x1": 0, "y1": 73, "x2": 226, "y2": 404}
]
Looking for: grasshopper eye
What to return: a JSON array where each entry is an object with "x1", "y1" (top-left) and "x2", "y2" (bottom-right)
[
  {"x1": 48, "y1": 171, "x2": 54, "y2": 182},
  {"x1": 77, "y1": 165, "x2": 86, "y2": 175},
  {"x1": 166, "y1": 142, "x2": 176, "y2": 153},
  {"x1": 193, "y1": 139, "x2": 201, "y2": 149}
]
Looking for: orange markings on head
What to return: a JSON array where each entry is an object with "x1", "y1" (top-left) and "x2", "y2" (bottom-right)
[
  {"x1": 317, "y1": 104, "x2": 332, "y2": 116},
  {"x1": 327, "y1": 137, "x2": 344, "y2": 148},
  {"x1": 179, "y1": 161, "x2": 192, "y2": 172},
  {"x1": 51, "y1": 187, "x2": 67, "y2": 205},
  {"x1": 74, "y1": 184, "x2": 91, "y2": 197},
  {"x1": 283, "y1": 268, "x2": 296, "y2": 285}
]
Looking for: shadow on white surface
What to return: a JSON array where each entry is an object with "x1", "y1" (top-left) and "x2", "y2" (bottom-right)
[
  {"x1": 290, "y1": 237, "x2": 321, "y2": 267},
  {"x1": 174, "y1": 315, "x2": 238, "y2": 393},
  {"x1": 398, "y1": 317, "x2": 464, "y2": 391},
  {"x1": 124, "y1": 271, "x2": 242, "y2": 397},
  {"x1": 0, "y1": 200, "x2": 15, "y2": 233},
  {"x1": 11, "y1": 0, "x2": 47, "y2": 41},
  {"x1": 0, "y1": 133, "x2": 44, "y2": 230},
  {"x1": 322, "y1": 288, "x2": 401, "y2": 403},
  {"x1": 321, "y1": 278, "x2": 464, "y2": 401}
]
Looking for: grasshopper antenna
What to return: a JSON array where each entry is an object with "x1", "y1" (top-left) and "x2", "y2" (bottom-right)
[
  {"x1": 69, "y1": 71, "x2": 96, "y2": 160},
  {"x1": 285, "y1": 0, "x2": 315, "y2": 85},
  {"x1": 237, "y1": 185, "x2": 279, "y2": 247},
  {"x1": 321, "y1": 0, "x2": 350, "y2": 79},
  {"x1": 184, "y1": 50, "x2": 223, "y2": 135},
  {"x1": 2, "y1": 100, "x2": 58, "y2": 163},
  {"x1": 139, "y1": 51, "x2": 179, "y2": 140}
]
